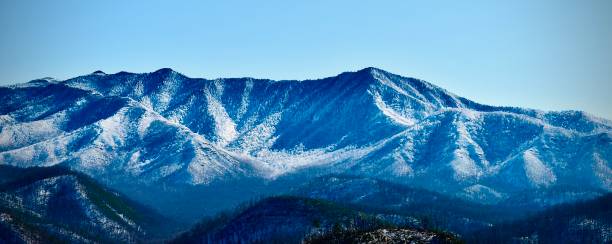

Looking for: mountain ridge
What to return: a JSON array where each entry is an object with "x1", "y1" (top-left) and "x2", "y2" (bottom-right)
[
  {"x1": 11, "y1": 67, "x2": 610, "y2": 127},
  {"x1": 1, "y1": 67, "x2": 610, "y2": 218}
]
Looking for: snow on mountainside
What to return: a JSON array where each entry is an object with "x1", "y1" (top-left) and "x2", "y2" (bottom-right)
[{"x1": 0, "y1": 67, "x2": 610, "y2": 203}]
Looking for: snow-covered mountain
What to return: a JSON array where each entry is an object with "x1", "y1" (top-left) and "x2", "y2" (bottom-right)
[{"x1": 1, "y1": 67, "x2": 610, "y2": 205}]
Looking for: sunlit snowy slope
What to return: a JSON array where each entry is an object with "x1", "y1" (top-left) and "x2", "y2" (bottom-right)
[{"x1": 1, "y1": 67, "x2": 610, "y2": 203}]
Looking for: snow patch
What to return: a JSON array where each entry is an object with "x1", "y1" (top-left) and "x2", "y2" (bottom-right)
[
  {"x1": 0, "y1": 116, "x2": 63, "y2": 150},
  {"x1": 126, "y1": 151, "x2": 146, "y2": 174},
  {"x1": 97, "y1": 108, "x2": 128, "y2": 149},
  {"x1": 0, "y1": 130, "x2": 72, "y2": 167},
  {"x1": 232, "y1": 112, "x2": 282, "y2": 153},
  {"x1": 450, "y1": 147, "x2": 481, "y2": 180},
  {"x1": 523, "y1": 149, "x2": 556, "y2": 187},
  {"x1": 458, "y1": 184, "x2": 504, "y2": 204},
  {"x1": 205, "y1": 90, "x2": 237, "y2": 146},
  {"x1": 371, "y1": 70, "x2": 409, "y2": 96},
  {"x1": 246, "y1": 138, "x2": 390, "y2": 178},
  {"x1": 372, "y1": 92, "x2": 415, "y2": 127},
  {"x1": 137, "y1": 111, "x2": 157, "y2": 137},
  {"x1": 155, "y1": 76, "x2": 179, "y2": 111},
  {"x1": 236, "y1": 79, "x2": 253, "y2": 120},
  {"x1": 76, "y1": 146, "x2": 112, "y2": 169},
  {"x1": 449, "y1": 119, "x2": 489, "y2": 180}
]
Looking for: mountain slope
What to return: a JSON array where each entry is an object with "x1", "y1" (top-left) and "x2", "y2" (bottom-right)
[
  {"x1": 0, "y1": 165, "x2": 175, "y2": 243},
  {"x1": 1, "y1": 67, "x2": 610, "y2": 206}
]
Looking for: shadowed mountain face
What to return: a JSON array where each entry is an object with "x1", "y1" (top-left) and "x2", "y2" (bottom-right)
[
  {"x1": 0, "y1": 165, "x2": 174, "y2": 243},
  {"x1": 0, "y1": 68, "x2": 610, "y2": 217}
]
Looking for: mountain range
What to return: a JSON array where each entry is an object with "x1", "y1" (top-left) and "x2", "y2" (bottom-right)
[{"x1": 0, "y1": 67, "x2": 610, "y2": 241}]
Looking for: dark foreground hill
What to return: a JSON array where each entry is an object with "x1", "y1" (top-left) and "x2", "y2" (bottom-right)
[
  {"x1": 0, "y1": 165, "x2": 177, "y2": 243},
  {"x1": 305, "y1": 228, "x2": 460, "y2": 244},
  {"x1": 467, "y1": 193, "x2": 612, "y2": 243}
]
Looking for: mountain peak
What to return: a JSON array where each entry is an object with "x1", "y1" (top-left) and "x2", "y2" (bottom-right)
[
  {"x1": 354, "y1": 67, "x2": 387, "y2": 76},
  {"x1": 332, "y1": 67, "x2": 390, "y2": 84},
  {"x1": 92, "y1": 70, "x2": 106, "y2": 75},
  {"x1": 148, "y1": 68, "x2": 186, "y2": 81},
  {"x1": 153, "y1": 67, "x2": 177, "y2": 75}
]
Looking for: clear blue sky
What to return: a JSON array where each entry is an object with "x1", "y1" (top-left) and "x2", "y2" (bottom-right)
[{"x1": 1, "y1": 0, "x2": 611, "y2": 119}]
